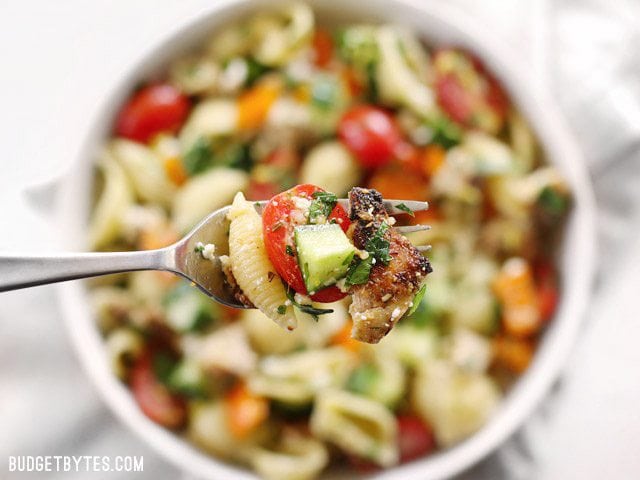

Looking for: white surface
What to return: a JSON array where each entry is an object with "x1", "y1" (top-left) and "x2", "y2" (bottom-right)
[{"x1": 1, "y1": 0, "x2": 639, "y2": 479}]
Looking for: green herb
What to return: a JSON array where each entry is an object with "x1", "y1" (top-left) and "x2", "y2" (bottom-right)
[
  {"x1": 345, "y1": 256, "x2": 373, "y2": 286},
  {"x1": 194, "y1": 244, "x2": 205, "y2": 253},
  {"x1": 245, "y1": 57, "x2": 270, "y2": 86},
  {"x1": 220, "y1": 143, "x2": 253, "y2": 172},
  {"x1": 430, "y1": 115, "x2": 462, "y2": 149},
  {"x1": 405, "y1": 284, "x2": 426, "y2": 317},
  {"x1": 538, "y1": 186, "x2": 568, "y2": 216},
  {"x1": 285, "y1": 245, "x2": 295, "y2": 257},
  {"x1": 183, "y1": 137, "x2": 214, "y2": 175},
  {"x1": 346, "y1": 363, "x2": 380, "y2": 395},
  {"x1": 166, "y1": 360, "x2": 207, "y2": 398},
  {"x1": 277, "y1": 305, "x2": 287, "y2": 315},
  {"x1": 284, "y1": 286, "x2": 334, "y2": 321},
  {"x1": 308, "y1": 191, "x2": 338, "y2": 224},
  {"x1": 395, "y1": 203, "x2": 415, "y2": 217},
  {"x1": 365, "y1": 61, "x2": 378, "y2": 103},
  {"x1": 365, "y1": 222, "x2": 391, "y2": 265},
  {"x1": 152, "y1": 352, "x2": 177, "y2": 384}
]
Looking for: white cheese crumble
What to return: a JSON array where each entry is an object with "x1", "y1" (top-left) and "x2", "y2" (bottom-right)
[
  {"x1": 391, "y1": 307, "x2": 402, "y2": 320},
  {"x1": 218, "y1": 58, "x2": 248, "y2": 93},
  {"x1": 197, "y1": 242, "x2": 216, "y2": 261},
  {"x1": 292, "y1": 196, "x2": 312, "y2": 211},
  {"x1": 387, "y1": 216, "x2": 397, "y2": 226}
]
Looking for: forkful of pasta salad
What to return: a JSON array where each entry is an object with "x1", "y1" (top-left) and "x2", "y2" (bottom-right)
[{"x1": 0, "y1": 184, "x2": 431, "y2": 343}]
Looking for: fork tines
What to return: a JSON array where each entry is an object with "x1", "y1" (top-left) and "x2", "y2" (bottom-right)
[{"x1": 335, "y1": 199, "x2": 429, "y2": 215}]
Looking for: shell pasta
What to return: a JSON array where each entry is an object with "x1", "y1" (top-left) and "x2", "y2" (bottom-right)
[{"x1": 227, "y1": 192, "x2": 297, "y2": 331}]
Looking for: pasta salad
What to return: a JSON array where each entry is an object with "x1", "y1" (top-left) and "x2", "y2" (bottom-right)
[{"x1": 89, "y1": 3, "x2": 570, "y2": 478}]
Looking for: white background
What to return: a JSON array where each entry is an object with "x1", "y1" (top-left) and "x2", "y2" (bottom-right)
[{"x1": 1, "y1": 0, "x2": 640, "y2": 479}]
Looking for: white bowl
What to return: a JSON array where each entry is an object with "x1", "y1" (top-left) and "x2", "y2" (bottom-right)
[{"x1": 54, "y1": 1, "x2": 597, "y2": 479}]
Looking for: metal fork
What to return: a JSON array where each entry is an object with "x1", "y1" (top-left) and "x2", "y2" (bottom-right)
[{"x1": 0, "y1": 199, "x2": 430, "y2": 308}]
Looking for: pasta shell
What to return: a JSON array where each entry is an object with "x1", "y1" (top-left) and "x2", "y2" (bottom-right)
[{"x1": 227, "y1": 192, "x2": 296, "y2": 330}]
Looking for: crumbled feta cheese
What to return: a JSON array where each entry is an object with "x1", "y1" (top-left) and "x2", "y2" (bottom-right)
[
  {"x1": 292, "y1": 196, "x2": 312, "y2": 210},
  {"x1": 387, "y1": 216, "x2": 396, "y2": 226},
  {"x1": 336, "y1": 278, "x2": 349, "y2": 293},
  {"x1": 201, "y1": 243, "x2": 216, "y2": 261},
  {"x1": 294, "y1": 292, "x2": 312, "y2": 305},
  {"x1": 391, "y1": 307, "x2": 402, "y2": 320},
  {"x1": 218, "y1": 58, "x2": 248, "y2": 93}
]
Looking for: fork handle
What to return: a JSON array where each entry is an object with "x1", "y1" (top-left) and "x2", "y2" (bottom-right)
[{"x1": 0, "y1": 249, "x2": 173, "y2": 292}]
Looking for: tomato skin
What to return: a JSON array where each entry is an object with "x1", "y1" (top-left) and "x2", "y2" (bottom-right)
[
  {"x1": 115, "y1": 84, "x2": 190, "y2": 143},
  {"x1": 130, "y1": 353, "x2": 186, "y2": 429},
  {"x1": 535, "y1": 261, "x2": 559, "y2": 321},
  {"x1": 435, "y1": 74, "x2": 474, "y2": 124},
  {"x1": 338, "y1": 106, "x2": 403, "y2": 169},
  {"x1": 262, "y1": 184, "x2": 350, "y2": 302},
  {"x1": 397, "y1": 415, "x2": 436, "y2": 463}
]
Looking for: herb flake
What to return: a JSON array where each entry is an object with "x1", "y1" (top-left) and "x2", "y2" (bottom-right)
[
  {"x1": 277, "y1": 305, "x2": 287, "y2": 315},
  {"x1": 285, "y1": 286, "x2": 333, "y2": 321},
  {"x1": 285, "y1": 245, "x2": 295, "y2": 256},
  {"x1": 395, "y1": 203, "x2": 415, "y2": 217},
  {"x1": 308, "y1": 191, "x2": 338, "y2": 224}
]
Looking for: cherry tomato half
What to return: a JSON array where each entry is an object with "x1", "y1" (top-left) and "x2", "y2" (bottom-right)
[
  {"x1": 130, "y1": 353, "x2": 186, "y2": 429},
  {"x1": 115, "y1": 84, "x2": 190, "y2": 143},
  {"x1": 338, "y1": 105, "x2": 403, "y2": 169},
  {"x1": 262, "y1": 184, "x2": 350, "y2": 303},
  {"x1": 397, "y1": 415, "x2": 436, "y2": 463}
]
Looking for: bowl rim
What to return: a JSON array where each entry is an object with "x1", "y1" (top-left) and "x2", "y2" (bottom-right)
[{"x1": 55, "y1": 1, "x2": 597, "y2": 479}]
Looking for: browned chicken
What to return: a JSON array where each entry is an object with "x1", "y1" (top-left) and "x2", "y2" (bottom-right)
[{"x1": 348, "y1": 187, "x2": 432, "y2": 343}]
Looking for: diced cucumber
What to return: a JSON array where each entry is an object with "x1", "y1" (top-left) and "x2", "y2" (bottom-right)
[
  {"x1": 164, "y1": 283, "x2": 217, "y2": 333},
  {"x1": 167, "y1": 359, "x2": 207, "y2": 398},
  {"x1": 294, "y1": 224, "x2": 356, "y2": 294}
]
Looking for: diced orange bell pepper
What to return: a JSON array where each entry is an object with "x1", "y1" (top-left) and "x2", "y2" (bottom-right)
[
  {"x1": 493, "y1": 258, "x2": 541, "y2": 337},
  {"x1": 330, "y1": 322, "x2": 361, "y2": 352},
  {"x1": 492, "y1": 336, "x2": 534, "y2": 373},
  {"x1": 164, "y1": 156, "x2": 188, "y2": 185},
  {"x1": 225, "y1": 382, "x2": 269, "y2": 439},
  {"x1": 312, "y1": 28, "x2": 334, "y2": 68},
  {"x1": 421, "y1": 144, "x2": 446, "y2": 177},
  {"x1": 367, "y1": 164, "x2": 428, "y2": 202},
  {"x1": 237, "y1": 82, "x2": 282, "y2": 130}
]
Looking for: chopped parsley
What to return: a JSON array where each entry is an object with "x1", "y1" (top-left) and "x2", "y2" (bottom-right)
[
  {"x1": 538, "y1": 186, "x2": 568, "y2": 216},
  {"x1": 285, "y1": 245, "x2": 295, "y2": 256},
  {"x1": 183, "y1": 137, "x2": 214, "y2": 175},
  {"x1": 365, "y1": 222, "x2": 391, "y2": 265},
  {"x1": 344, "y1": 222, "x2": 392, "y2": 286},
  {"x1": 429, "y1": 115, "x2": 462, "y2": 149},
  {"x1": 308, "y1": 191, "x2": 338, "y2": 224},
  {"x1": 285, "y1": 286, "x2": 334, "y2": 321},
  {"x1": 277, "y1": 305, "x2": 287, "y2": 315},
  {"x1": 194, "y1": 244, "x2": 205, "y2": 253},
  {"x1": 183, "y1": 138, "x2": 253, "y2": 175},
  {"x1": 345, "y1": 256, "x2": 373, "y2": 286},
  {"x1": 395, "y1": 203, "x2": 415, "y2": 217}
]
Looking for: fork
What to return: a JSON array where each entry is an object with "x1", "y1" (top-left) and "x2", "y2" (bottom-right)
[{"x1": 0, "y1": 199, "x2": 431, "y2": 308}]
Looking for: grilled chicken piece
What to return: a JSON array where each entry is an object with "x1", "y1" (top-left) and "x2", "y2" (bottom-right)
[{"x1": 347, "y1": 188, "x2": 432, "y2": 343}]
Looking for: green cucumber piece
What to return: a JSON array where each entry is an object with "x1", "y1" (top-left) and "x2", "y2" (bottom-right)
[
  {"x1": 167, "y1": 359, "x2": 207, "y2": 398},
  {"x1": 164, "y1": 284, "x2": 217, "y2": 333},
  {"x1": 293, "y1": 224, "x2": 356, "y2": 294}
]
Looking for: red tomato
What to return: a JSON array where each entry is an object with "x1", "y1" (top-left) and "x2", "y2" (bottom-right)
[
  {"x1": 338, "y1": 105, "x2": 403, "y2": 169},
  {"x1": 435, "y1": 74, "x2": 474, "y2": 124},
  {"x1": 130, "y1": 353, "x2": 186, "y2": 429},
  {"x1": 115, "y1": 84, "x2": 190, "y2": 143},
  {"x1": 397, "y1": 415, "x2": 436, "y2": 463},
  {"x1": 262, "y1": 184, "x2": 350, "y2": 302},
  {"x1": 535, "y1": 262, "x2": 559, "y2": 321}
]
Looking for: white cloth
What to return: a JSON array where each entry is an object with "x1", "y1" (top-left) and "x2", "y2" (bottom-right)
[{"x1": 1, "y1": 1, "x2": 639, "y2": 479}]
